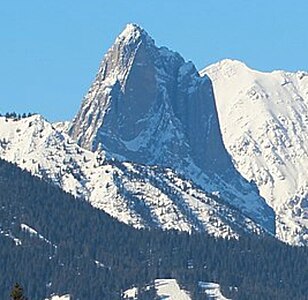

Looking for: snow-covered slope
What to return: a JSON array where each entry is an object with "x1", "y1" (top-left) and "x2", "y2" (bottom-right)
[
  {"x1": 203, "y1": 59, "x2": 308, "y2": 245},
  {"x1": 68, "y1": 24, "x2": 274, "y2": 235},
  {"x1": 52, "y1": 121, "x2": 70, "y2": 134},
  {"x1": 0, "y1": 115, "x2": 267, "y2": 238},
  {"x1": 155, "y1": 279, "x2": 191, "y2": 300}
]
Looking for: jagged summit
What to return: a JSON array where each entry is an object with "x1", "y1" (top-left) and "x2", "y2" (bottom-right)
[
  {"x1": 115, "y1": 23, "x2": 154, "y2": 46},
  {"x1": 68, "y1": 24, "x2": 230, "y2": 173},
  {"x1": 119, "y1": 23, "x2": 143, "y2": 36}
]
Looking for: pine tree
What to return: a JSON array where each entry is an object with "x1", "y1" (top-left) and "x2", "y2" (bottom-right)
[{"x1": 10, "y1": 283, "x2": 27, "y2": 300}]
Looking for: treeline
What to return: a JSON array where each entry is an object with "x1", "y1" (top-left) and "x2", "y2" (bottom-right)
[
  {"x1": 0, "y1": 159, "x2": 307, "y2": 299},
  {"x1": 0, "y1": 112, "x2": 36, "y2": 120}
]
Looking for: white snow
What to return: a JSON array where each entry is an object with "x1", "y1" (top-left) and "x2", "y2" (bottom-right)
[
  {"x1": 198, "y1": 282, "x2": 230, "y2": 300},
  {"x1": 21, "y1": 223, "x2": 56, "y2": 248},
  {"x1": 203, "y1": 59, "x2": 308, "y2": 245},
  {"x1": 46, "y1": 295, "x2": 70, "y2": 300},
  {"x1": 155, "y1": 279, "x2": 191, "y2": 300},
  {"x1": 123, "y1": 279, "x2": 230, "y2": 300},
  {"x1": 21, "y1": 223, "x2": 39, "y2": 236},
  {"x1": 52, "y1": 121, "x2": 70, "y2": 134},
  {"x1": 115, "y1": 23, "x2": 153, "y2": 46},
  {"x1": 0, "y1": 228, "x2": 22, "y2": 246},
  {"x1": 94, "y1": 260, "x2": 106, "y2": 268},
  {"x1": 123, "y1": 286, "x2": 138, "y2": 299}
]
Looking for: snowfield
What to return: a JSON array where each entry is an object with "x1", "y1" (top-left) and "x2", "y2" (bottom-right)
[{"x1": 203, "y1": 59, "x2": 308, "y2": 245}]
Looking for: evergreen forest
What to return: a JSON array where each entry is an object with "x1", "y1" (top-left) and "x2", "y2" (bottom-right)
[{"x1": 0, "y1": 159, "x2": 307, "y2": 299}]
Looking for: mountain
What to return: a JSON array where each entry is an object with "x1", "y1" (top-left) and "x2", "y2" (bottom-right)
[
  {"x1": 0, "y1": 115, "x2": 267, "y2": 238},
  {"x1": 1, "y1": 159, "x2": 307, "y2": 300},
  {"x1": 0, "y1": 23, "x2": 307, "y2": 299},
  {"x1": 202, "y1": 59, "x2": 308, "y2": 245},
  {"x1": 68, "y1": 24, "x2": 225, "y2": 173},
  {"x1": 67, "y1": 24, "x2": 274, "y2": 235}
]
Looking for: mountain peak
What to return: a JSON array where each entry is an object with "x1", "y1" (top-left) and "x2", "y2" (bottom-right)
[
  {"x1": 201, "y1": 59, "x2": 249, "y2": 75},
  {"x1": 219, "y1": 58, "x2": 248, "y2": 67},
  {"x1": 115, "y1": 23, "x2": 154, "y2": 47},
  {"x1": 121, "y1": 23, "x2": 143, "y2": 35},
  {"x1": 68, "y1": 27, "x2": 275, "y2": 235}
]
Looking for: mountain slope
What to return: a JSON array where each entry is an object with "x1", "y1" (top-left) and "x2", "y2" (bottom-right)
[
  {"x1": 0, "y1": 159, "x2": 307, "y2": 300},
  {"x1": 68, "y1": 24, "x2": 274, "y2": 234},
  {"x1": 0, "y1": 115, "x2": 267, "y2": 238},
  {"x1": 202, "y1": 59, "x2": 308, "y2": 245}
]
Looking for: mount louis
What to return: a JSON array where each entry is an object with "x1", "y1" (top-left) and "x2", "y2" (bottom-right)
[{"x1": 2, "y1": 23, "x2": 306, "y2": 245}]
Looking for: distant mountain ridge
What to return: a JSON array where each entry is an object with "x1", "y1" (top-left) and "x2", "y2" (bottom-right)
[
  {"x1": 0, "y1": 115, "x2": 268, "y2": 238},
  {"x1": 203, "y1": 59, "x2": 308, "y2": 245}
]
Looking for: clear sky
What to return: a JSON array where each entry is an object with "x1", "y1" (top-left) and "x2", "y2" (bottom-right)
[{"x1": 1, "y1": 0, "x2": 307, "y2": 121}]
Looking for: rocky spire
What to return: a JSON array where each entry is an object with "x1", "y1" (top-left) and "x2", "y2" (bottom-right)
[
  {"x1": 68, "y1": 24, "x2": 275, "y2": 233},
  {"x1": 68, "y1": 23, "x2": 230, "y2": 173}
]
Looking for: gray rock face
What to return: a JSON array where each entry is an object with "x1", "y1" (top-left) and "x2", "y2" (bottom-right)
[
  {"x1": 69, "y1": 24, "x2": 275, "y2": 234},
  {"x1": 69, "y1": 24, "x2": 229, "y2": 173}
]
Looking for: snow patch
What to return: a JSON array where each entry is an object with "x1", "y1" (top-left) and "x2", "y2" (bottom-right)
[
  {"x1": 155, "y1": 279, "x2": 191, "y2": 300},
  {"x1": 46, "y1": 295, "x2": 70, "y2": 300},
  {"x1": 198, "y1": 282, "x2": 230, "y2": 300},
  {"x1": 21, "y1": 223, "x2": 57, "y2": 248}
]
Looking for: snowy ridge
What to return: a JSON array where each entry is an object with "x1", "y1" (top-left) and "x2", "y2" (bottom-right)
[
  {"x1": 52, "y1": 121, "x2": 70, "y2": 134},
  {"x1": 203, "y1": 59, "x2": 308, "y2": 244},
  {"x1": 0, "y1": 115, "x2": 267, "y2": 238}
]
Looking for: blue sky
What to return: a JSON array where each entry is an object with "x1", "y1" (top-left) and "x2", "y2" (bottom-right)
[{"x1": 1, "y1": 0, "x2": 307, "y2": 121}]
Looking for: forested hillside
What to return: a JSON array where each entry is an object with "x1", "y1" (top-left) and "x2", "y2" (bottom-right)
[{"x1": 0, "y1": 159, "x2": 307, "y2": 299}]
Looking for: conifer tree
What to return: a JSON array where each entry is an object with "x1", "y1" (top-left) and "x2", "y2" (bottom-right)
[{"x1": 10, "y1": 283, "x2": 27, "y2": 300}]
